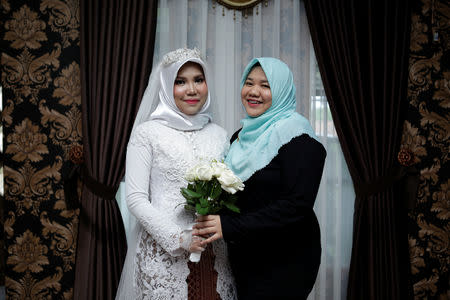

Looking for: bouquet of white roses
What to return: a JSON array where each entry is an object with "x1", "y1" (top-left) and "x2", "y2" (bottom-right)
[
  {"x1": 181, "y1": 160, "x2": 244, "y2": 215},
  {"x1": 181, "y1": 160, "x2": 244, "y2": 262}
]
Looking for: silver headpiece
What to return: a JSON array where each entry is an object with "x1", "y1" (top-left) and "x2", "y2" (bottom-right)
[{"x1": 162, "y1": 47, "x2": 203, "y2": 66}]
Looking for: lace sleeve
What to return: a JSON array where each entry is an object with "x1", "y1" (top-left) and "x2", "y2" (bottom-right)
[{"x1": 125, "y1": 128, "x2": 189, "y2": 257}]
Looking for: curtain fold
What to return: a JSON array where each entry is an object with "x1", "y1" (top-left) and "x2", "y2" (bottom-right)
[
  {"x1": 304, "y1": 0, "x2": 413, "y2": 299},
  {"x1": 74, "y1": 1, "x2": 158, "y2": 299}
]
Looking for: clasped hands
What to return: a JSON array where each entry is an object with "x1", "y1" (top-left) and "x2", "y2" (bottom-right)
[{"x1": 189, "y1": 215, "x2": 222, "y2": 253}]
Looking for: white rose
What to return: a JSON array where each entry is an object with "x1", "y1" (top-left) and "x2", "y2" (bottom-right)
[
  {"x1": 185, "y1": 168, "x2": 197, "y2": 181},
  {"x1": 185, "y1": 164, "x2": 200, "y2": 181},
  {"x1": 211, "y1": 161, "x2": 228, "y2": 177},
  {"x1": 196, "y1": 164, "x2": 214, "y2": 181},
  {"x1": 217, "y1": 169, "x2": 244, "y2": 194}
]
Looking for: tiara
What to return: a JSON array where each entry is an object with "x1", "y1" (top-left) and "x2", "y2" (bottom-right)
[{"x1": 162, "y1": 47, "x2": 203, "y2": 66}]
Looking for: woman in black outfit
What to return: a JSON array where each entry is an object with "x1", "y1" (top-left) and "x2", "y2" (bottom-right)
[{"x1": 194, "y1": 57, "x2": 326, "y2": 300}]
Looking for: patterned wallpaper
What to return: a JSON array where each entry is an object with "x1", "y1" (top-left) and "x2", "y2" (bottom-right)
[
  {"x1": 1, "y1": 0, "x2": 81, "y2": 298},
  {"x1": 402, "y1": 0, "x2": 450, "y2": 298}
]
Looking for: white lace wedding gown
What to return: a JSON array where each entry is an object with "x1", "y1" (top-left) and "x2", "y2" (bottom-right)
[{"x1": 115, "y1": 121, "x2": 237, "y2": 300}]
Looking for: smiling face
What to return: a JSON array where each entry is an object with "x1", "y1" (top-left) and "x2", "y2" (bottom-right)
[
  {"x1": 241, "y1": 65, "x2": 272, "y2": 117},
  {"x1": 173, "y1": 62, "x2": 208, "y2": 115}
]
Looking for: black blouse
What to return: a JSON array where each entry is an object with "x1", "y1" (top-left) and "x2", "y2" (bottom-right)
[{"x1": 221, "y1": 132, "x2": 326, "y2": 300}]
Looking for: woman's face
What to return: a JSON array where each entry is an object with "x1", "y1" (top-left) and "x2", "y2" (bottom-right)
[
  {"x1": 241, "y1": 66, "x2": 272, "y2": 117},
  {"x1": 173, "y1": 62, "x2": 208, "y2": 115}
]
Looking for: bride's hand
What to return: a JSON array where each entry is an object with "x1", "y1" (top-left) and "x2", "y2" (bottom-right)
[
  {"x1": 189, "y1": 235, "x2": 205, "y2": 253},
  {"x1": 193, "y1": 215, "x2": 223, "y2": 246}
]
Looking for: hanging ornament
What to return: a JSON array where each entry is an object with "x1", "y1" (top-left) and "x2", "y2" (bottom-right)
[
  {"x1": 216, "y1": 0, "x2": 266, "y2": 21},
  {"x1": 216, "y1": 0, "x2": 263, "y2": 11}
]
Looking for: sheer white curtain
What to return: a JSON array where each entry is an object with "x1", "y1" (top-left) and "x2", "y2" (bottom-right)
[{"x1": 117, "y1": 1, "x2": 355, "y2": 299}]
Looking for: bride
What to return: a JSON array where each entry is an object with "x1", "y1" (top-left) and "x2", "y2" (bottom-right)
[{"x1": 115, "y1": 48, "x2": 237, "y2": 300}]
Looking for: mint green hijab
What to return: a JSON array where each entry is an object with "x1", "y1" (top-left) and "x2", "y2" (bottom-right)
[{"x1": 225, "y1": 57, "x2": 321, "y2": 182}]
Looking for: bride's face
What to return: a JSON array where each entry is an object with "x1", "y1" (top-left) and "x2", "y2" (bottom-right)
[{"x1": 173, "y1": 62, "x2": 208, "y2": 115}]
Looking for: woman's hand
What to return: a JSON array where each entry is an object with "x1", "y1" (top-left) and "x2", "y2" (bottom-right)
[
  {"x1": 193, "y1": 215, "x2": 223, "y2": 246},
  {"x1": 189, "y1": 235, "x2": 205, "y2": 253}
]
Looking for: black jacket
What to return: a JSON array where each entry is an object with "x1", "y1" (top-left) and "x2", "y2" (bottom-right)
[{"x1": 221, "y1": 132, "x2": 326, "y2": 300}]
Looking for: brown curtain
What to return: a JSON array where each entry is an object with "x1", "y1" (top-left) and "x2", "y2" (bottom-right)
[
  {"x1": 73, "y1": 1, "x2": 158, "y2": 299},
  {"x1": 304, "y1": 1, "x2": 413, "y2": 299}
]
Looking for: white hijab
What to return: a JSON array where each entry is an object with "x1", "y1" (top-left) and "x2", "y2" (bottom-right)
[{"x1": 132, "y1": 48, "x2": 212, "y2": 133}]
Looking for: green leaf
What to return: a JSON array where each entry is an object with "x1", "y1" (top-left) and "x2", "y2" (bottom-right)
[
  {"x1": 180, "y1": 188, "x2": 190, "y2": 200},
  {"x1": 224, "y1": 202, "x2": 240, "y2": 213},
  {"x1": 209, "y1": 207, "x2": 221, "y2": 214},
  {"x1": 181, "y1": 188, "x2": 202, "y2": 198},
  {"x1": 210, "y1": 181, "x2": 222, "y2": 199},
  {"x1": 199, "y1": 197, "x2": 208, "y2": 207},
  {"x1": 228, "y1": 194, "x2": 238, "y2": 203},
  {"x1": 197, "y1": 181, "x2": 208, "y2": 194},
  {"x1": 184, "y1": 204, "x2": 196, "y2": 212},
  {"x1": 196, "y1": 204, "x2": 208, "y2": 215}
]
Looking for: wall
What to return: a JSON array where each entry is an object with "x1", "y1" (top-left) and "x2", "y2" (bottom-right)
[
  {"x1": 403, "y1": 0, "x2": 450, "y2": 298},
  {"x1": 1, "y1": 0, "x2": 81, "y2": 298}
]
